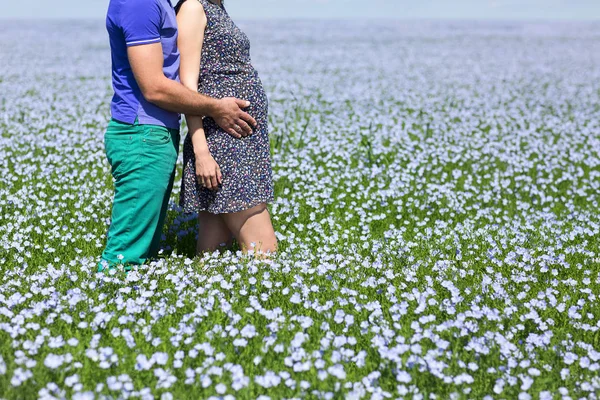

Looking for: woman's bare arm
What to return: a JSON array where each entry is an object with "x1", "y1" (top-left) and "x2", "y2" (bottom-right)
[
  {"x1": 177, "y1": 0, "x2": 223, "y2": 190},
  {"x1": 177, "y1": 0, "x2": 210, "y2": 152}
]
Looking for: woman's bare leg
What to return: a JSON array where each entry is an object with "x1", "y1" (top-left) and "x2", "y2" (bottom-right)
[
  {"x1": 221, "y1": 203, "x2": 277, "y2": 255},
  {"x1": 197, "y1": 211, "x2": 234, "y2": 254}
]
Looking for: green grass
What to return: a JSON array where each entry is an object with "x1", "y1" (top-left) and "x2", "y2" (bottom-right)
[{"x1": 2, "y1": 20, "x2": 600, "y2": 400}]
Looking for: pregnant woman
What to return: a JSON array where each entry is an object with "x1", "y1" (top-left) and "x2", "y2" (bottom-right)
[{"x1": 175, "y1": 0, "x2": 277, "y2": 255}]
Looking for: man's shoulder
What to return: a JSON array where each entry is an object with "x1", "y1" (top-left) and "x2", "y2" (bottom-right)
[
  {"x1": 114, "y1": 0, "x2": 162, "y2": 6},
  {"x1": 109, "y1": 0, "x2": 163, "y2": 18}
]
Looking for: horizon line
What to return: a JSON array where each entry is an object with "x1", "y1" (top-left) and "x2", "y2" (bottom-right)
[{"x1": 1, "y1": 16, "x2": 600, "y2": 23}]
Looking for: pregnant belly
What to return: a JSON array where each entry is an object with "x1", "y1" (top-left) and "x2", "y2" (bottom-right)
[{"x1": 199, "y1": 72, "x2": 268, "y2": 121}]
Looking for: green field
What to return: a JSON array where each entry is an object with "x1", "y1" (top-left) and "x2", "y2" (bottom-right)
[{"x1": 1, "y1": 20, "x2": 600, "y2": 399}]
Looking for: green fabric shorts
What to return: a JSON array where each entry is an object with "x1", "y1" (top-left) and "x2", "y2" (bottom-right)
[{"x1": 99, "y1": 118, "x2": 180, "y2": 270}]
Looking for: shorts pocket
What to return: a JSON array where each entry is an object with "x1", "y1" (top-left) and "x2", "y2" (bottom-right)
[
  {"x1": 105, "y1": 134, "x2": 136, "y2": 181},
  {"x1": 143, "y1": 126, "x2": 171, "y2": 146}
]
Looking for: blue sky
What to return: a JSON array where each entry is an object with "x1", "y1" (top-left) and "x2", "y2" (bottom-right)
[{"x1": 2, "y1": 0, "x2": 600, "y2": 20}]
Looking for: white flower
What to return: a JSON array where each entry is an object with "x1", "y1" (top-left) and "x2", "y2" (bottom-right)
[
  {"x1": 240, "y1": 324, "x2": 257, "y2": 338},
  {"x1": 136, "y1": 354, "x2": 152, "y2": 371},
  {"x1": 216, "y1": 383, "x2": 227, "y2": 394},
  {"x1": 396, "y1": 371, "x2": 411, "y2": 383},
  {"x1": 43, "y1": 354, "x2": 64, "y2": 369},
  {"x1": 290, "y1": 293, "x2": 302, "y2": 304},
  {"x1": 106, "y1": 376, "x2": 123, "y2": 391},
  {"x1": 65, "y1": 374, "x2": 79, "y2": 387},
  {"x1": 152, "y1": 352, "x2": 169, "y2": 366},
  {"x1": 72, "y1": 392, "x2": 95, "y2": 400},
  {"x1": 327, "y1": 364, "x2": 346, "y2": 380}
]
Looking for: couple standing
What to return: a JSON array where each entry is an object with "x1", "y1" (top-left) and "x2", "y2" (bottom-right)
[{"x1": 99, "y1": 0, "x2": 277, "y2": 271}]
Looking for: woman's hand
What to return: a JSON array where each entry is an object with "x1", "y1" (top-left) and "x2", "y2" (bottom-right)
[{"x1": 195, "y1": 150, "x2": 222, "y2": 190}]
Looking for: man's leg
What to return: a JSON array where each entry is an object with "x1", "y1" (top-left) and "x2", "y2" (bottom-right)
[
  {"x1": 100, "y1": 120, "x2": 179, "y2": 268},
  {"x1": 148, "y1": 128, "x2": 180, "y2": 258}
]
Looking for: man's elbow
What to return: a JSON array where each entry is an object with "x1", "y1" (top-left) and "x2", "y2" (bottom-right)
[
  {"x1": 140, "y1": 81, "x2": 166, "y2": 104},
  {"x1": 142, "y1": 88, "x2": 162, "y2": 104}
]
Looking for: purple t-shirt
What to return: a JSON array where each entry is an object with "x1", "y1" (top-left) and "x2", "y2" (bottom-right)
[{"x1": 106, "y1": 0, "x2": 180, "y2": 129}]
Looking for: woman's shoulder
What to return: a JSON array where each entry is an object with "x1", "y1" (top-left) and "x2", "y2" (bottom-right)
[{"x1": 175, "y1": 0, "x2": 205, "y2": 15}]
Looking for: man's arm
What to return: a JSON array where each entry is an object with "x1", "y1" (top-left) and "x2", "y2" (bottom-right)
[
  {"x1": 127, "y1": 43, "x2": 256, "y2": 136},
  {"x1": 127, "y1": 44, "x2": 213, "y2": 115}
]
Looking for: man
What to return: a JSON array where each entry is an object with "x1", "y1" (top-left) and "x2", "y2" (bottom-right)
[{"x1": 99, "y1": 0, "x2": 256, "y2": 271}]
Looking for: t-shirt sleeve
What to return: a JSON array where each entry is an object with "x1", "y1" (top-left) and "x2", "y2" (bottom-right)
[{"x1": 120, "y1": 0, "x2": 162, "y2": 47}]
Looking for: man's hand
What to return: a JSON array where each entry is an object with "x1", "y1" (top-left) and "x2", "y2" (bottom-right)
[
  {"x1": 127, "y1": 43, "x2": 258, "y2": 138},
  {"x1": 212, "y1": 97, "x2": 257, "y2": 139}
]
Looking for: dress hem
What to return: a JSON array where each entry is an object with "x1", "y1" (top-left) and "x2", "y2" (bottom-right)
[{"x1": 180, "y1": 196, "x2": 274, "y2": 215}]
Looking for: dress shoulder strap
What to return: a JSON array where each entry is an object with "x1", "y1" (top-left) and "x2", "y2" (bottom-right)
[
  {"x1": 175, "y1": 0, "x2": 220, "y2": 14},
  {"x1": 197, "y1": 0, "x2": 223, "y2": 10}
]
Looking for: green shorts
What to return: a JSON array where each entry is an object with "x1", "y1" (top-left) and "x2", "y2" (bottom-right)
[{"x1": 99, "y1": 118, "x2": 180, "y2": 270}]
